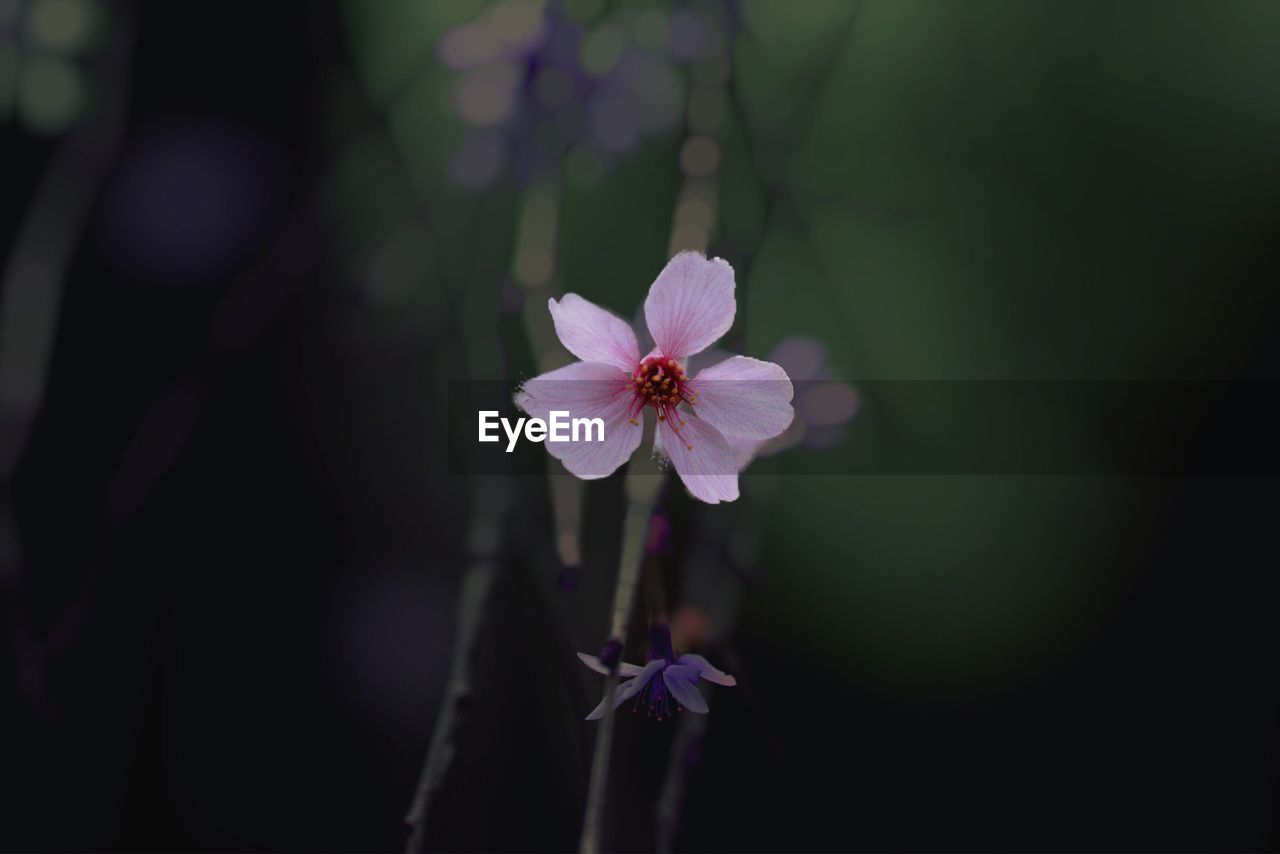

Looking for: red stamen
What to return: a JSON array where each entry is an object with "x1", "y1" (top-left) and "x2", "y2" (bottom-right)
[{"x1": 627, "y1": 355, "x2": 697, "y2": 445}]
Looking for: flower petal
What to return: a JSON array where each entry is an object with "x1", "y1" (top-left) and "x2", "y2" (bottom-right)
[
  {"x1": 724, "y1": 432, "x2": 767, "y2": 471},
  {"x1": 656, "y1": 414, "x2": 739, "y2": 504},
  {"x1": 643, "y1": 252, "x2": 735, "y2": 359},
  {"x1": 662, "y1": 665, "x2": 709, "y2": 714},
  {"x1": 585, "y1": 660, "x2": 665, "y2": 720},
  {"x1": 675, "y1": 653, "x2": 738, "y2": 686},
  {"x1": 515, "y1": 361, "x2": 643, "y2": 479},
  {"x1": 576, "y1": 652, "x2": 644, "y2": 677},
  {"x1": 690, "y1": 355, "x2": 794, "y2": 441},
  {"x1": 549, "y1": 294, "x2": 640, "y2": 373}
]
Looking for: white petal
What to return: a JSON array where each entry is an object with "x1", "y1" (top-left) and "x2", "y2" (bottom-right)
[
  {"x1": 643, "y1": 252, "x2": 735, "y2": 359},
  {"x1": 662, "y1": 666, "x2": 709, "y2": 713},
  {"x1": 576, "y1": 652, "x2": 644, "y2": 677},
  {"x1": 655, "y1": 414, "x2": 739, "y2": 504},
  {"x1": 549, "y1": 294, "x2": 640, "y2": 372},
  {"x1": 724, "y1": 432, "x2": 767, "y2": 471},
  {"x1": 675, "y1": 653, "x2": 737, "y2": 686},
  {"x1": 584, "y1": 660, "x2": 665, "y2": 720},
  {"x1": 690, "y1": 355, "x2": 794, "y2": 441},
  {"x1": 515, "y1": 361, "x2": 643, "y2": 479}
]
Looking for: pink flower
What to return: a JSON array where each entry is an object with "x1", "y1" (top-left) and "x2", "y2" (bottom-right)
[{"x1": 515, "y1": 252, "x2": 793, "y2": 503}]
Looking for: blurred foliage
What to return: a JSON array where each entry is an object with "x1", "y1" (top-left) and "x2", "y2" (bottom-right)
[
  {"x1": 1, "y1": 0, "x2": 103, "y2": 134},
  {"x1": 735, "y1": 0, "x2": 1280, "y2": 698},
  {"x1": 325, "y1": 0, "x2": 1280, "y2": 699}
]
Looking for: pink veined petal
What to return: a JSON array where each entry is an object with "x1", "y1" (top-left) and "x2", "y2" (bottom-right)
[
  {"x1": 690, "y1": 355, "x2": 794, "y2": 441},
  {"x1": 724, "y1": 432, "x2": 767, "y2": 471},
  {"x1": 515, "y1": 361, "x2": 643, "y2": 479},
  {"x1": 675, "y1": 653, "x2": 738, "y2": 686},
  {"x1": 576, "y1": 652, "x2": 644, "y2": 677},
  {"x1": 661, "y1": 665, "x2": 709, "y2": 714},
  {"x1": 643, "y1": 252, "x2": 736, "y2": 360},
  {"x1": 585, "y1": 660, "x2": 665, "y2": 720},
  {"x1": 548, "y1": 294, "x2": 641, "y2": 373},
  {"x1": 656, "y1": 414, "x2": 739, "y2": 504}
]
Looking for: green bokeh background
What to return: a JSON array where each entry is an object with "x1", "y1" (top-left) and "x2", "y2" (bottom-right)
[
  {"x1": 327, "y1": 0, "x2": 1279, "y2": 699},
  {"x1": 4, "y1": 0, "x2": 1278, "y2": 849}
]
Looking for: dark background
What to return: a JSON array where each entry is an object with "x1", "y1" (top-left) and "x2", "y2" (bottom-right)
[{"x1": 2, "y1": 0, "x2": 1278, "y2": 851}]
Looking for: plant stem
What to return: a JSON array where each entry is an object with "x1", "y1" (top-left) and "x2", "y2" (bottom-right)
[
  {"x1": 404, "y1": 477, "x2": 511, "y2": 853},
  {"x1": 655, "y1": 710, "x2": 707, "y2": 853},
  {"x1": 579, "y1": 460, "x2": 665, "y2": 854}
]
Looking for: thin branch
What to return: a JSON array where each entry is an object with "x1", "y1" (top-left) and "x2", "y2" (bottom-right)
[
  {"x1": 655, "y1": 707, "x2": 707, "y2": 852},
  {"x1": 579, "y1": 460, "x2": 665, "y2": 854},
  {"x1": 650, "y1": 8, "x2": 864, "y2": 843},
  {"x1": 404, "y1": 477, "x2": 512, "y2": 853}
]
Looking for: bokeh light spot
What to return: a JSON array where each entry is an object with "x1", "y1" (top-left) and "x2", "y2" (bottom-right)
[
  {"x1": 100, "y1": 122, "x2": 282, "y2": 285},
  {"x1": 589, "y1": 92, "x2": 637, "y2": 152},
  {"x1": 25, "y1": 0, "x2": 95, "y2": 53},
  {"x1": 666, "y1": 9, "x2": 708, "y2": 61},
  {"x1": 17, "y1": 55, "x2": 83, "y2": 135},
  {"x1": 453, "y1": 63, "x2": 519, "y2": 126},
  {"x1": 565, "y1": 144, "x2": 608, "y2": 188},
  {"x1": 625, "y1": 56, "x2": 684, "y2": 132},
  {"x1": 561, "y1": 0, "x2": 603, "y2": 24},
  {"x1": 770, "y1": 336, "x2": 827, "y2": 382},
  {"x1": 450, "y1": 130, "x2": 507, "y2": 189},
  {"x1": 802, "y1": 381, "x2": 860, "y2": 427},
  {"x1": 633, "y1": 9, "x2": 668, "y2": 50},
  {"x1": 581, "y1": 22, "x2": 624, "y2": 77},
  {"x1": 438, "y1": 20, "x2": 503, "y2": 70},
  {"x1": 488, "y1": 0, "x2": 544, "y2": 48}
]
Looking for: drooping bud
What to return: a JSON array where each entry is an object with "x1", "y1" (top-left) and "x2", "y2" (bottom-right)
[
  {"x1": 647, "y1": 621, "x2": 677, "y2": 664},
  {"x1": 596, "y1": 637, "x2": 624, "y2": 672}
]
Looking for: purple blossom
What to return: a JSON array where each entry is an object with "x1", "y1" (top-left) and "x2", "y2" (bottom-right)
[{"x1": 577, "y1": 623, "x2": 736, "y2": 721}]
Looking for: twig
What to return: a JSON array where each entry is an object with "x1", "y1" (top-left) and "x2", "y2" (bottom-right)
[
  {"x1": 651, "y1": 7, "x2": 863, "y2": 844},
  {"x1": 655, "y1": 708, "x2": 707, "y2": 852},
  {"x1": 579, "y1": 460, "x2": 665, "y2": 854},
  {"x1": 404, "y1": 476, "x2": 512, "y2": 853}
]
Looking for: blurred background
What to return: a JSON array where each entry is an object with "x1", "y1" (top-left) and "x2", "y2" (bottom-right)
[{"x1": 2, "y1": 0, "x2": 1279, "y2": 850}]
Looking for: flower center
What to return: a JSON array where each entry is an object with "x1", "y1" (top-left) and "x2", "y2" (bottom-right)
[
  {"x1": 633, "y1": 666, "x2": 677, "y2": 720},
  {"x1": 627, "y1": 356, "x2": 696, "y2": 445},
  {"x1": 634, "y1": 625, "x2": 684, "y2": 720}
]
